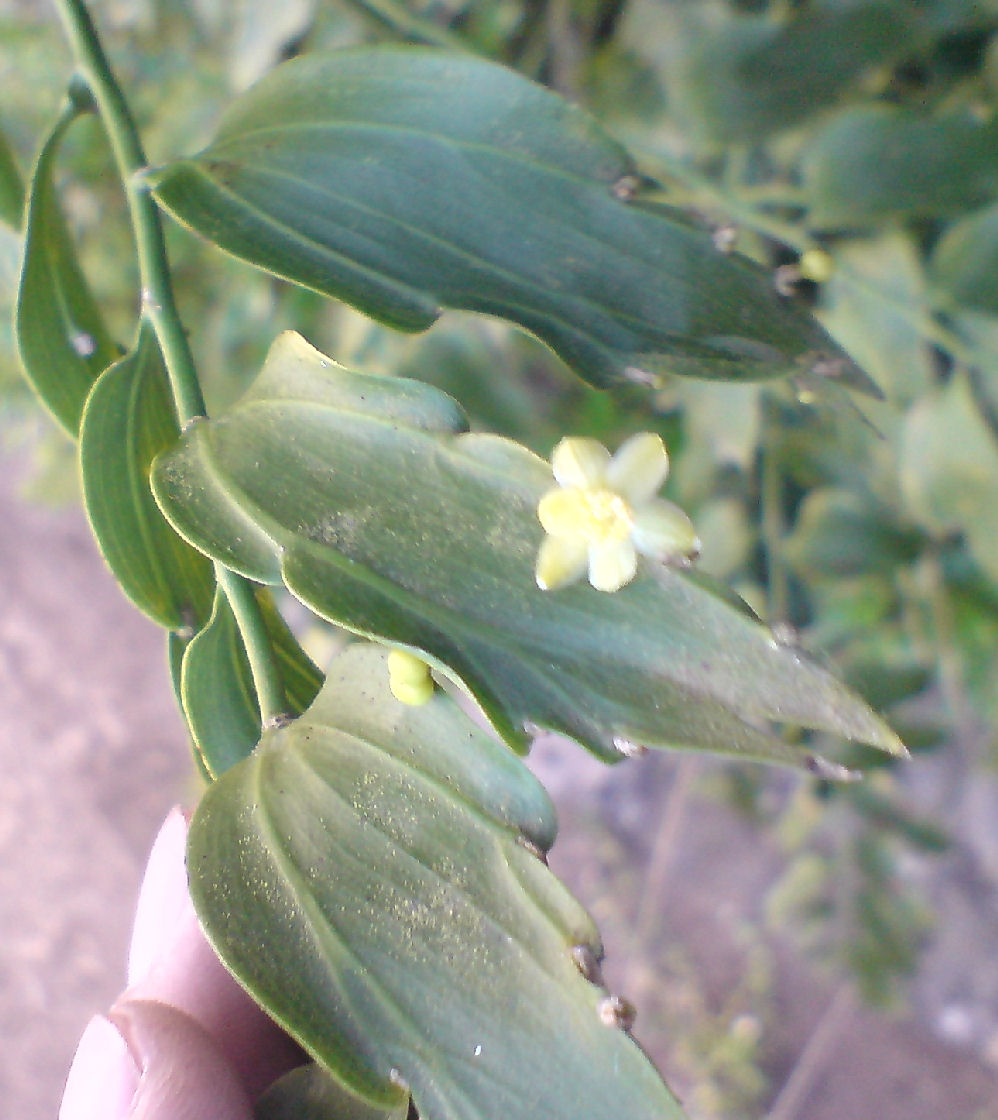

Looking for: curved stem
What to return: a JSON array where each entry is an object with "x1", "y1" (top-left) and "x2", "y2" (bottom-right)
[
  {"x1": 54, "y1": 0, "x2": 205, "y2": 424},
  {"x1": 54, "y1": 0, "x2": 288, "y2": 724},
  {"x1": 216, "y1": 569, "x2": 288, "y2": 725}
]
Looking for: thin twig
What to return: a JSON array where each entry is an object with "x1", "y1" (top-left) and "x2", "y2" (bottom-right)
[{"x1": 766, "y1": 984, "x2": 857, "y2": 1120}]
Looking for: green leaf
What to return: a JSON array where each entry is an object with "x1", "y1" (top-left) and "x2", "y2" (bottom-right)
[
  {"x1": 151, "y1": 46, "x2": 852, "y2": 388},
  {"x1": 154, "y1": 331, "x2": 903, "y2": 768},
  {"x1": 0, "y1": 123, "x2": 24, "y2": 229},
  {"x1": 667, "y1": 1, "x2": 923, "y2": 144},
  {"x1": 802, "y1": 107, "x2": 998, "y2": 229},
  {"x1": 815, "y1": 234, "x2": 935, "y2": 407},
  {"x1": 786, "y1": 488, "x2": 923, "y2": 580},
  {"x1": 189, "y1": 642, "x2": 685, "y2": 1120},
  {"x1": 15, "y1": 103, "x2": 118, "y2": 435},
  {"x1": 181, "y1": 585, "x2": 323, "y2": 777},
  {"x1": 901, "y1": 371, "x2": 998, "y2": 584},
  {"x1": 256, "y1": 1063, "x2": 410, "y2": 1120},
  {"x1": 79, "y1": 324, "x2": 215, "y2": 628},
  {"x1": 930, "y1": 203, "x2": 998, "y2": 315}
]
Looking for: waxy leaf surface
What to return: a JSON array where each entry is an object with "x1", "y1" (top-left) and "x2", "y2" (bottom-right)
[
  {"x1": 16, "y1": 105, "x2": 118, "y2": 434},
  {"x1": 188, "y1": 643, "x2": 685, "y2": 1120},
  {"x1": 154, "y1": 332, "x2": 902, "y2": 768},
  {"x1": 152, "y1": 46, "x2": 852, "y2": 388},
  {"x1": 79, "y1": 324, "x2": 214, "y2": 628}
]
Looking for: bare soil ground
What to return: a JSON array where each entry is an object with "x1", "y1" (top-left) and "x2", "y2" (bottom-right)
[{"x1": 3, "y1": 445, "x2": 997, "y2": 1120}]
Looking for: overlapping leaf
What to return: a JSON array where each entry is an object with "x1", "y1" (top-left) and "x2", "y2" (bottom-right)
[
  {"x1": 188, "y1": 643, "x2": 685, "y2": 1120},
  {"x1": 181, "y1": 585, "x2": 323, "y2": 776},
  {"x1": 151, "y1": 46, "x2": 855, "y2": 388},
  {"x1": 79, "y1": 324, "x2": 215, "y2": 628},
  {"x1": 16, "y1": 102, "x2": 118, "y2": 434},
  {"x1": 153, "y1": 331, "x2": 903, "y2": 768}
]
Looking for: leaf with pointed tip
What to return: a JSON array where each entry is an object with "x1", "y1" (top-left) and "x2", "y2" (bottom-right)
[
  {"x1": 150, "y1": 46, "x2": 853, "y2": 388},
  {"x1": 154, "y1": 332, "x2": 903, "y2": 768},
  {"x1": 16, "y1": 104, "x2": 118, "y2": 435},
  {"x1": 0, "y1": 123, "x2": 24, "y2": 229},
  {"x1": 189, "y1": 643, "x2": 685, "y2": 1120},
  {"x1": 803, "y1": 107, "x2": 998, "y2": 229},
  {"x1": 181, "y1": 585, "x2": 323, "y2": 777},
  {"x1": 79, "y1": 324, "x2": 215, "y2": 628}
]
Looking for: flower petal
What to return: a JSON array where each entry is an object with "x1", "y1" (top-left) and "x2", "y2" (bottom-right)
[
  {"x1": 551, "y1": 437, "x2": 610, "y2": 488},
  {"x1": 535, "y1": 534, "x2": 589, "y2": 590},
  {"x1": 632, "y1": 499, "x2": 701, "y2": 561},
  {"x1": 588, "y1": 539, "x2": 638, "y2": 592},
  {"x1": 605, "y1": 432, "x2": 669, "y2": 505},
  {"x1": 537, "y1": 487, "x2": 587, "y2": 536}
]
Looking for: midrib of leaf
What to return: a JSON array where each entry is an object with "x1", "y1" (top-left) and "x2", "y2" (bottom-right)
[
  {"x1": 294, "y1": 734, "x2": 578, "y2": 966},
  {"x1": 250, "y1": 737, "x2": 579, "y2": 1042},
  {"x1": 179, "y1": 156, "x2": 668, "y2": 346},
  {"x1": 248, "y1": 748, "x2": 423, "y2": 1048},
  {"x1": 208, "y1": 120, "x2": 620, "y2": 187}
]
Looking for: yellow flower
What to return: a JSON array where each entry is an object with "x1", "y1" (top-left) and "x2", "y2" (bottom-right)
[
  {"x1": 388, "y1": 649, "x2": 434, "y2": 705},
  {"x1": 535, "y1": 433, "x2": 700, "y2": 593}
]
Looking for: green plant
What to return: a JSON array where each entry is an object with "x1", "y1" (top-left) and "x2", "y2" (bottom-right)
[{"x1": 12, "y1": 1, "x2": 998, "y2": 1116}]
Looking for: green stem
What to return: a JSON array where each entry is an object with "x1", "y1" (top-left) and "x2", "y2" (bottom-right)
[
  {"x1": 216, "y1": 569, "x2": 289, "y2": 726},
  {"x1": 54, "y1": 0, "x2": 288, "y2": 724},
  {"x1": 54, "y1": 0, "x2": 205, "y2": 424}
]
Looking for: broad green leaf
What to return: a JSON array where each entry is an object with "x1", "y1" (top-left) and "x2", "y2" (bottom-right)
[
  {"x1": 256, "y1": 1063, "x2": 410, "y2": 1120},
  {"x1": 79, "y1": 324, "x2": 215, "y2": 629},
  {"x1": 151, "y1": 46, "x2": 853, "y2": 388},
  {"x1": 802, "y1": 108, "x2": 998, "y2": 229},
  {"x1": 667, "y1": 1, "x2": 923, "y2": 144},
  {"x1": 154, "y1": 331, "x2": 903, "y2": 767},
  {"x1": 16, "y1": 103, "x2": 118, "y2": 434},
  {"x1": 901, "y1": 371, "x2": 998, "y2": 584},
  {"x1": 189, "y1": 642, "x2": 685, "y2": 1120},
  {"x1": 0, "y1": 123, "x2": 24, "y2": 229},
  {"x1": 181, "y1": 585, "x2": 323, "y2": 777},
  {"x1": 815, "y1": 234, "x2": 935, "y2": 407},
  {"x1": 786, "y1": 488, "x2": 923, "y2": 580},
  {"x1": 930, "y1": 203, "x2": 998, "y2": 315}
]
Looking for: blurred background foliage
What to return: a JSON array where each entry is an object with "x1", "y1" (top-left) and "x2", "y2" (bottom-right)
[{"x1": 4, "y1": 0, "x2": 998, "y2": 1116}]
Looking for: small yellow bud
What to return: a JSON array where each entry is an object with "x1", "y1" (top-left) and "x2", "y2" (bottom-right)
[
  {"x1": 798, "y1": 248, "x2": 834, "y2": 284},
  {"x1": 387, "y1": 649, "x2": 434, "y2": 706}
]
